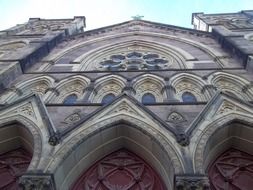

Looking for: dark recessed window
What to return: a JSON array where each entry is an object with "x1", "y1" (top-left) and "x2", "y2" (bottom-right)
[
  {"x1": 63, "y1": 94, "x2": 78, "y2": 104},
  {"x1": 182, "y1": 92, "x2": 197, "y2": 103},
  {"x1": 142, "y1": 93, "x2": 156, "y2": 104},
  {"x1": 102, "y1": 93, "x2": 116, "y2": 104}
]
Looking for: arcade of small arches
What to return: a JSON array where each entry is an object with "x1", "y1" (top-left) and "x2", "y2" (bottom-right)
[{"x1": 1, "y1": 71, "x2": 253, "y2": 105}]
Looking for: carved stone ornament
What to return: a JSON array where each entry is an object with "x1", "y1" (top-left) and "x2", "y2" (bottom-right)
[
  {"x1": 19, "y1": 174, "x2": 55, "y2": 190},
  {"x1": 62, "y1": 113, "x2": 81, "y2": 125},
  {"x1": 15, "y1": 103, "x2": 36, "y2": 119},
  {"x1": 167, "y1": 111, "x2": 186, "y2": 123},
  {"x1": 175, "y1": 175, "x2": 210, "y2": 190},
  {"x1": 217, "y1": 100, "x2": 248, "y2": 115}
]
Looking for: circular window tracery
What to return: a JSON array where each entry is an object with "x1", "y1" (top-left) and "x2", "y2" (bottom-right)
[
  {"x1": 71, "y1": 149, "x2": 166, "y2": 190},
  {"x1": 99, "y1": 51, "x2": 169, "y2": 71}
]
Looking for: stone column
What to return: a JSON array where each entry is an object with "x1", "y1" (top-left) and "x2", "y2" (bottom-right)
[
  {"x1": 19, "y1": 173, "x2": 56, "y2": 190},
  {"x1": 175, "y1": 175, "x2": 210, "y2": 190},
  {"x1": 82, "y1": 81, "x2": 96, "y2": 103},
  {"x1": 163, "y1": 78, "x2": 179, "y2": 102}
]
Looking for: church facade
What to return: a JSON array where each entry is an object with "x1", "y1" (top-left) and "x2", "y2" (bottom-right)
[{"x1": 0, "y1": 10, "x2": 253, "y2": 190}]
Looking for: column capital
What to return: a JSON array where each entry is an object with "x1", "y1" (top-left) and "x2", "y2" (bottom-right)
[
  {"x1": 19, "y1": 173, "x2": 56, "y2": 190},
  {"x1": 175, "y1": 174, "x2": 210, "y2": 190}
]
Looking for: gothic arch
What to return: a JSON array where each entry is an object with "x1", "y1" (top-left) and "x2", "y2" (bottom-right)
[
  {"x1": 170, "y1": 73, "x2": 209, "y2": 101},
  {"x1": 208, "y1": 72, "x2": 253, "y2": 101},
  {"x1": 75, "y1": 40, "x2": 191, "y2": 71},
  {"x1": 90, "y1": 75, "x2": 127, "y2": 103},
  {"x1": 46, "y1": 75, "x2": 90, "y2": 103},
  {"x1": 0, "y1": 115, "x2": 43, "y2": 171},
  {"x1": 132, "y1": 74, "x2": 166, "y2": 102},
  {"x1": 46, "y1": 113, "x2": 184, "y2": 190},
  {"x1": 45, "y1": 31, "x2": 223, "y2": 68},
  {"x1": 193, "y1": 112, "x2": 253, "y2": 174},
  {"x1": 2, "y1": 75, "x2": 54, "y2": 103}
]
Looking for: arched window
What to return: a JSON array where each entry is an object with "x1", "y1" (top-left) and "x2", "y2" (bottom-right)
[
  {"x1": 142, "y1": 93, "x2": 156, "y2": 104},
  {"x1": 102, "y1": 93, "x2": 116, "y2": 104},
  {"x1": 63, "y1": 94, "x2": 78, "y2": 104},
  {"x1": 182, "y1": 92, "x2": 197, "y2": 103}
]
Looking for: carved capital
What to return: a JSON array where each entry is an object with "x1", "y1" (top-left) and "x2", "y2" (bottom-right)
[
  {"x1": 48, "y1": 133, "x2": 61, "y2": 146},
  {"x1": 175, "y1": 175, "x2": 210, "y2": 190},
  {"x1": 19, "y1": 174, "x2": 56, "y2": 190},
  {"x1": 162, "y1": 85, "x2": 176, "y2": 93}
]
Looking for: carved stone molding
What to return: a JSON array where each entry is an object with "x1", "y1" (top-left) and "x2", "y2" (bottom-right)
[
  {"x1": 19, "y1": 174, "x2": 56, "y2": 190},
  {"x1": 175, "y1": 175, "x2": 210, "y2": 190}
]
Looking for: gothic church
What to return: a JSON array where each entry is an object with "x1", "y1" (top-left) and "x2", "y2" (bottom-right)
[{"x1": 0, "y1": 10, "x2": 253, "y2": 190}]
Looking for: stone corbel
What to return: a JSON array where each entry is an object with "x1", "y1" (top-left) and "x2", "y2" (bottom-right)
[
  {"x1": 175, "y1": 175, "x2": 210, "y2": 190},
  {"x1": 19, "y1": 173, "x2": 56, "y2": 190}
]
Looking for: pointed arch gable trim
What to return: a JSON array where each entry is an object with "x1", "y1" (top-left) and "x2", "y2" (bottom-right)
[
  {"x1": 45, "y1": 31, "x2": 222, "y2": 66},
  {"x1": 193, "y1": 113, "x2": 253, "y2": 173},
  {"x1": 47, "y1": 117, "x2": 184, "y2": 190}
]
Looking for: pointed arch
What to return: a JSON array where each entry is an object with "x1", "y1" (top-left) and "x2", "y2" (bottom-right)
[
  {"x1": 45, "y1": 105, "x2": 184, "y2": 190},
  {"x1": 46, "y1": 75, "x2": 90, "y2": 103},
  {"x1": 0, "y1": 115, "x2": 43, "y2": 171},
  {"x1": 170, "y1": 73, "x2": 209, "y2": 101},
  {"x1": 90, "y1": 75, "x2": 127, "y2": 103},
  {"x1": 45, "y1": 31, "x2": 223, "y2": 69},
  {"x1": 132, "y1": 74, "x2": 166, "y2": 102},
  {"x1": 2, "y1": 76, "x2": 55, "y2": 103},
  {"x1": 208, "y1": 72, "x2": 253, "y2": 101},
  {"x1": 74, "y1": 40, "x2": 192, "y2": 71},
  {"x1": 193, "y1": 112, "x2": 253, "y2": 174},
  {"x1": 71, "y1": 149, "x2": 167, "y2": 190}
]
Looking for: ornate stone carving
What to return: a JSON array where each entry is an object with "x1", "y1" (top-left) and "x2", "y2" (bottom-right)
[
  {"x1": 0, "y1": 148, "x2": 31, "y2": 189},
  {"x1": 98, "y1": 51, "x2": 170, "y2": 71},
  {"x1": 217, "y1": 100, "x2": 248, "y2": 115},
  {"x1": 167, "y1": 111, "x2": 186, "y2": 123},
  {"x1": 108, "y1": 101, "x2": 141, "y2": 117},
  {"x1": 208, "y1": 149, "x2": 253, "y2": 190},
  {"x1": 71, "y1": 149, "x2": 166, "y2": 190},
  {"x1": 61, "y1": 109, "x2": 81, "y2": 125},
  {"x1": 175, "y1": 175, "x2": 210, "y2": 190},
  {"x1": 15, "y1": 103, "x2": 36, "y2": 119},
  {"x1": 19, "y1": 174, "x2": 55, "y2": 190},
  {"x1": 176, "y1": 133, "x2": 190, "y2": 146}
]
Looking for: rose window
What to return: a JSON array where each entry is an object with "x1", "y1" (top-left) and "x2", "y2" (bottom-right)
[{"x1": 99, "y1": 52, "x2": 169, "y2": 71}]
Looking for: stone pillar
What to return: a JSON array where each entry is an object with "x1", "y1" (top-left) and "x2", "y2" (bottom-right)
[
  {"x1": 175, "y1": 175, "x2": 210, "y2": 190},
  {"x1": 82, "y1": 81, "x2": 95, "y2": 103},
  {"x1": 19, "y1": 173, "x2": 56, "y2": 190},
  {"x1": 163, "y1": 78, "x2": 179, "y2": 102}
]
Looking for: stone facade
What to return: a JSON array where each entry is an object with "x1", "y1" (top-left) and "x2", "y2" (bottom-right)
[{"x1": 0, "y1": 10, "x2": 253, "y2": 190}]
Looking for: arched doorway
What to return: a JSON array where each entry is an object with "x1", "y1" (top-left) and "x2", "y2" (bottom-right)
[
  {"x1": 71, "y1": 149, "x2": 166, "y2": 190},
  {"x1": 0, "y1": 123, "x2": 34, "y2": 189},
  {"x1": 208, "y1": 148, "x2": 253, "y2": 190}
]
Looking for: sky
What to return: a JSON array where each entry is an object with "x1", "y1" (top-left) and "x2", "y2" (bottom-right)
[{"x1": 0, "y1": 0, "x2": 252, "y2": 31}]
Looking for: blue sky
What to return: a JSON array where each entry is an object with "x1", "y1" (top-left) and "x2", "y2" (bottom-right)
[{"x1": 0, "y1": 0, "x2": 252, "y2": 31}]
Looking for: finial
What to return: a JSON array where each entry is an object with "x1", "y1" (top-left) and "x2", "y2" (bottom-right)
[{"x1": 131, "y1": 15, "x2": 144, "y2": 20}]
